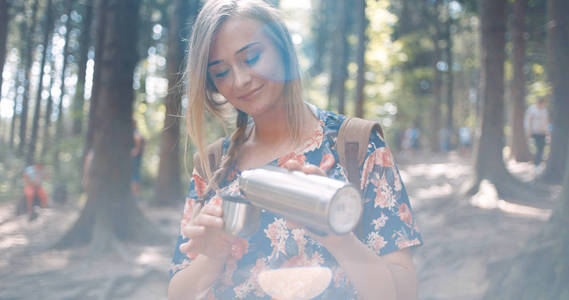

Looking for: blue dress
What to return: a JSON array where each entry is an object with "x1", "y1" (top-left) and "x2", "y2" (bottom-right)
[{"x1": 170, "y1": 105, "x2": 422, "y2": 299}]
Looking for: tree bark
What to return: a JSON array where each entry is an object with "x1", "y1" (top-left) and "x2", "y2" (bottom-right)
[
  {"x1": 400, "y1": 0, "x2": 411, "y2": 35},
  {"x1": 71, "y1": 0, "x2": 94, "y2": 136},
  {"x1": 354, "y1": 0, "x2": 367, "y2": 118},
  {"x1": 27, "y1": 0, "x2": 55, "y2": 165},
  {"x1": 466, "y1": 0, "x2": 541, "y2": 199},
  {"x1": 56, "y1": 0, "x2": 164, "y2": 250},
  {"x1": 327, "y1": 0, "x2": 349, "y2": 114},
  {"x1": 53, "y1": 0, "x2": 74, "y2": 170},
  {"x1": 0, "y1": 0, "x2": 9, "y2": 108},
  {"x1": 562, "y1": 143, "x2": 569, "y2": 217},
  {"x1": 84, "y1": 0, "x2": 109, "y2": 162},
  {"x1": 10, "y1": 21, "x2": 28, "y2": 150},
  {"x1": 309, "y1": 0, "x2": 329, "y2": 76},
  {"x1": 41, "y1": 57, "x2": 56, "y2": 160},
  {"x1": 18, "y1": 0, "x2": 40, "y2": 156},
  {"x1": 445, "y1": 10, "x2": 454, "y2": 147},
  {"x1": 9, "y1": 71, "x2": 20, "y2": 150},
  {"x1": 540, "y1": 0, "x2": 569, "y2": 183},
  {"x1": 509, "y1": 0, "x2": 532, "y2": 162},
  {"x1": 336, "y1": 0, "x2": 350, "y2": 115},
  {"x1": 431, "y1": 45, "x2": 443, "y2": 152},
  {"x1": 154, "y1": 0, "x2": 193, "y2": 206},
  {"x1": 473, "y1": 0, "x2": 508, "y2": 182},
  {"x1": 429, "y1": 0, "x2": 443, "y2": 152}
]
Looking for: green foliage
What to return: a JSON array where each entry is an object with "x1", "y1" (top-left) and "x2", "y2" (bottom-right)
[{"x1": 0, "y1": 144, "x2": 26, "y2": 204}]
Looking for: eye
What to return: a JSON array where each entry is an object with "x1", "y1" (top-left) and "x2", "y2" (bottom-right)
[
  {"x1": 214, "y1": 69, "x2": 229, "y2": 78},
  {"x1": 245, "y1": 53, "x2": 261, "y2": 66}
]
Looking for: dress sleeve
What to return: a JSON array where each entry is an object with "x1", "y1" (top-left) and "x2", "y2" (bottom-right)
[
  {"x1": 356, "y1": 130, "x2": 422, "y2": 256},
  {"x1": 169, "y1": 168, "x2": 208, "y2": 278}
]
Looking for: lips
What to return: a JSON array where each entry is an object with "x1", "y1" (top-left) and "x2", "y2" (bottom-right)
[{"x1": 237, "y1": 85, "x2": 263, "y2": 101}]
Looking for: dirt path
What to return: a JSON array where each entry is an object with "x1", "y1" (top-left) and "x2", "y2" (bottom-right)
[
  {"x1": 400, "y1": 152, "x2": 558, "y2": 300},
  {"x1": 0, "y1": 151, "x2": 559, "y2": 299}
]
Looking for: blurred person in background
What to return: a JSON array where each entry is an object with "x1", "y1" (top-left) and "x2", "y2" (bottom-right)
[
  {"x1": 22, "y1": 163, "x2": 48, "y2": 221},
  {"x1": 525, "y1": 97, "x2": 550, "y2": 169},
  {"x1": 130, "y1": 120, "x2": 145, "y2": 198}
]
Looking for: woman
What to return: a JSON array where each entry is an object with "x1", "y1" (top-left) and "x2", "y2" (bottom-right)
[{"x1": 169, "y1": 1, "x2": 422, "y2": 299}]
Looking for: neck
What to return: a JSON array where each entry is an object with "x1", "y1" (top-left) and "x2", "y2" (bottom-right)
[
  {"x1": 251, "y1": 102, "x2": 291, "y2": 145},
  {"x1": 251, "y1": 102, "x2": 317, "y2": 148}
]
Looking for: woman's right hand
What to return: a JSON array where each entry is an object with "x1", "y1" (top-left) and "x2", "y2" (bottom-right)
[{"x1": 179, "y1": 204, "x2": 236, "y2": 261}]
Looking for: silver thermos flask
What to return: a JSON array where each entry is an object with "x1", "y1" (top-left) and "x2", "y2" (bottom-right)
[{"x1": 237, "y1": 166, "x2": 363, "y2": 235}]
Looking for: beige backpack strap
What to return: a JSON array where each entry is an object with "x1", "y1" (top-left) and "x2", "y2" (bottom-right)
[
  {"x1": 337, "y1": 117, "x2": 384, "y2": 190},
  {"x1": 192, "y1": 138, "x2": 225, "y2": 180}
]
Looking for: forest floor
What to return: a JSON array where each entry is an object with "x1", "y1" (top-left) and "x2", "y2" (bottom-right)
[{"x1": 0, "y1": 150, "x2": 561, "y2": 300}]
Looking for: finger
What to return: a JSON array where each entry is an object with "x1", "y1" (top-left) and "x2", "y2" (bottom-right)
[
  {"x1": 201, "y1": 204, "x2": 223, "y2": 217},
  {"x1": 182, "y1": 240, "x2": 199, "y2": 254},
  {"x1": 181, "y1": 225, "x2": 205, "y2": 238},
  {"x1": 319, "y1": 153, "x2": 335, "y2": 172},
  {"x1": 302, "y1": 164, "x2": 327, "y2": 176},
  {"x1": 195, "y1": 213, "x2": 224, "y2": 228},
  {"x1": 179, "y1": 241, "x2": 195, "y2": 254},
  {"x1": 282, "y1": 159, "x2": 303, "y2": 171}
]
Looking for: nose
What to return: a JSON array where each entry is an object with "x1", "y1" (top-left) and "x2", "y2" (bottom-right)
[{"x1": 233, "y1": 65, "x2": 252, "y2": 90}]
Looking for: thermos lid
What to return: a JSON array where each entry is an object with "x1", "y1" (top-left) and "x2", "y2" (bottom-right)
[{"x1": 328, "y1": 185, "x2": 363, "y2": 234}]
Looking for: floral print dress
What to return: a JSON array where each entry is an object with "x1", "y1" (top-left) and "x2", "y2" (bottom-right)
[{"x1": 170, "y1": 104, "x2": 422, "y2": 299}]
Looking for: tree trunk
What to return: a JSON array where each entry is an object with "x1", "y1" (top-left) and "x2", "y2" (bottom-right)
[
  {"x1": 327, "y1": 0, "x2": 349, "y2": 114},
  {"x1": 509, "y1": 0, "x2": 532, "y2": 162},
  {"x1": 484, "y1": 111, "x2": 569, "y2": 300},
  {"x1": 431, "y1": 41, "x2": 443, "y2": 152},
  {"x1": 27, "y1": 0, "x2": 55, "y2": 165},
  {"x1": 71, "y1": 0, "x2": 94, "y2": 136},
  {"x1": 540, "y1": 0, "x2": 569, "y2": 183},
  {"x1": 354, "y1": 0, "x2": 367, "y2": 118},
  {"x1": 429, "y1": 0, "x2": 443, "y2": 152},
  {"x1": 56, "y1": 0, "x2": 164, "y2": 250},
  {"x1": 18, "y1": 0, "x2": 40, "y2": 156},
  {"x1": 473, "y1": 0, "x2": 508, "y2": 182},
  {"x1": 154, "y1": 0, "x2": 193, "y2": 206},
  {"x1": 466, "y1": 0, "x2": 542, "y2": 199},
  {"x1": 41, "y1": 57, "x2": 56, "y2": 160},
  {"x1": 336, "y1": 0, "x2": 350, "y2": 116},
  {"x1": 53, "y1": 0, "x2": 74, "y2": 170},
  {"x1": 9, "y1": 72, "x2": 20, "y2": 150},
  {"x1": 562, "y1": 143, "x2": 569, "y2": 217},
  {"x1": 445, "y1": 13, "x2": 454, "y2": 147},
  {"x1": 0, "y1": 0, "x2": 9, "y2": 108},
  {"x1": 10, "y1": 21, "x2": 27, "y2": 150},
  {"x1": 309, "y1": 0, "x2": 329, "y2": 76},
  {"x1": 400, "y1": 0, "x2": 411, "y2": 35},
  {"x1": 84, "y1": 0, "x2": 108, "y2": 162}
]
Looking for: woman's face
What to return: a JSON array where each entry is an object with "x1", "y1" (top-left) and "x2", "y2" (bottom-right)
[{"x1": 208, "y1": 16, "x2": 286, "y2": 118}]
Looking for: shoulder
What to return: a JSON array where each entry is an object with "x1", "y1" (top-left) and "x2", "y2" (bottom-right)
[{"x1": 308, "y1": 104, "x2": 347, "y2": 137}]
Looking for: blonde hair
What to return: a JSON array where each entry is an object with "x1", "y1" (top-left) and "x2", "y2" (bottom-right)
[{"x1": 186, "y1": 0, "x2": 304, "y2": 197}]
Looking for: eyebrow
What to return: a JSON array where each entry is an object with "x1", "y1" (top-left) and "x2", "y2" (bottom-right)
[{"x1": 207, "y1": 42, "x2": 261, "y2": 67}]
